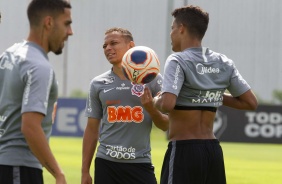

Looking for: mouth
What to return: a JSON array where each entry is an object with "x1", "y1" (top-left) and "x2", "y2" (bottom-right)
[{"x1": 107, "y1": 53, "x2": 115, "y2": 59}]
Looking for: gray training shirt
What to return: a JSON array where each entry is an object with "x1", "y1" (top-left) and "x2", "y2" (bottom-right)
[
  {"x1": 162, "y1": 47, "x2": 251, "y2": 108},
  {"x1": 85, "y1": 69, "x2": 162, "y2": 163},
  {"x1": 0, "y1": 41, "x2": 58, "y2": 169}
]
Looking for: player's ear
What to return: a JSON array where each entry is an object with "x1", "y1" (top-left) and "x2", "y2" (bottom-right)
[
  {"x1": 129, "y1": 41, "x2": 135, "y2": 48},
  {"x1": 179, "y1": 23, "x2": 185, "y2": 34},
  {"x1": 43, "y1": 16, "x2": 54, "y2": 30}
]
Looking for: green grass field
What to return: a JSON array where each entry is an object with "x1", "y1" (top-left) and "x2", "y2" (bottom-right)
[{"x1": 44, "y1": 127, "x2": 282, "y2": 184}]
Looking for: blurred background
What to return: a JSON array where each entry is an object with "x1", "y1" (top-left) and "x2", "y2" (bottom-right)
[{"x1": 1, "y1": 0, "x2": 282, "y2": 104}]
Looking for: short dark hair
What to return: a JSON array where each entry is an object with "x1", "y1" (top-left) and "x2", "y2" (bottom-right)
[
  {"x1": 27, "y1": 0, "x2": 71, "y2": 26},
  {"x1": 172, "y1": 5, "x2": 209, "y2": 40},
  {"x1": 105, "y1": 27, "x2": 134, "y2": 42}
]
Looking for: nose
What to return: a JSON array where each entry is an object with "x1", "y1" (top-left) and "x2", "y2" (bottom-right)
[
  {"x1": 68, "y1": 26, "x2": 74, "y2": 36},
  {"x1": 104, "y1": 44, "x2": 112, "y2": 51}
]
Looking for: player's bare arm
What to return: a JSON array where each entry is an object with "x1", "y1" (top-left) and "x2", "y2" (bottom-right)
[
  {"x1": 223, "y1": 89, "x2": 258, "y2": 110},
  {"x1": 81, "y1": 118, "x2": 100, "y2": 184},
  {"x1": 153, "y1": 92, "x2": 177, "y2": 113},
  {"x1": 141, "y1": 87, "x2": 169, "y2": 131},
  {"x1": 21, "y1": 112, "x2": 66, "y2": 183}
]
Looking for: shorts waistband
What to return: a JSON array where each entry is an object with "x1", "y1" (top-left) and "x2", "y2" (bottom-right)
[{"x1": 168, "y1": 139, "x2": 219, "y2": 146}]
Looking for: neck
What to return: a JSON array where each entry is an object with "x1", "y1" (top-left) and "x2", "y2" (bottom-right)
[
  {"x1": 181, "y1": 38, "x2": 201, "y2": 51},
  {"x1": 27, "y1": 27, "x2": 48, "y2": 53},
  {"x1": 112, "y1": 64, "x2": 127, "y2": 80}
]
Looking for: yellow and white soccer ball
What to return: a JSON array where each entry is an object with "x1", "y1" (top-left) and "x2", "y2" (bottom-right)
[{"x1": 122, "y1": 46, "x2": 160, "y2": 84}]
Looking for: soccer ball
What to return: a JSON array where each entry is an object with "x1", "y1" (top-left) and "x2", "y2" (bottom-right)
[{"x1": 122, "y1": 46, "x2": 160, "y2": 84}]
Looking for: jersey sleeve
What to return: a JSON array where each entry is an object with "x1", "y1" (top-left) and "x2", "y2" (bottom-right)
[
  {"x1": 161, "y1": 55, "x2": 185, "y2": 97},
  {"x1": 85, "y1": 78, "x2": 103, "y2": 119},
  {"x1": 20, "y1": 61, "x2": 54, "y2": 115},
  {"x1": 227, "y1": 63, "x2": 251, "y2": 97}
]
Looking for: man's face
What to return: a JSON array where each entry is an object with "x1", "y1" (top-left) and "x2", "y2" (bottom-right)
[
  {"x1": 49, "y1": 8, "x2": 73, "y2": 55},
  {"x1": 103, "y1": 32, "x2": 132, "y2": 65}
]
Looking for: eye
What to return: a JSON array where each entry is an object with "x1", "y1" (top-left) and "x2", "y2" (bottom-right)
[{"x1": 111, "y1": 41, "x2": 118, "y2": 46}]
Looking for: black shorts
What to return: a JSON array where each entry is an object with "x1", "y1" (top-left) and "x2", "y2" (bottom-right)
[
  {"x1": 160, "y1": 139, "x2": 226, "y2": 184},
  {"x1": 0, "y1": 165, "x2": 43, "y2": 184},
  {"x1": 95, "y1": 157, "x2": 157, "y2": 184}
]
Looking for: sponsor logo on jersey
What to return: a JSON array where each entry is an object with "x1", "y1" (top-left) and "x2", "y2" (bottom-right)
[
  {"x1": 87, "y1": 97, "x2": 92, "y2": 113},
  {"x1": 105, "y1": 144, "x2": 136, "y2": 159},
  {"x1": 157, "y1": 79, "x2": 162, "y2": 85},
  {"x1": 192, "y1": 90, "x2": 223, "y2": 106},
  {"x1": 104, "y1": 83, "x2": 130, "y2": 93},
  {"x1": 0, "y1": 129, "x2": 5, "y2": 138},
  {"x1": 116, "y1": 83, "x2": 130, "y2": 91},
  {"x1": 196, "y1": 63, "x2": 220, "y2": 75},
  {"x1": 106, "y1": 100, "x2": 121, "y2": 105},
  {"x1": 23, "y1": 69, "x2": 33, "y2": 105},
  {"x1": 131, "y1": 83, "x2": 145, "y2": 97},
  {"x1": 107, "y1": 106, "x2": 144, "y2": 123},
  {"x1": 87, "y1": 107, "x2": 92, "y2": 113},
  {"x1": 0, "y1": 55, "x2": 14, "y2": 70},
  {"x1": 103, "y1": 76, "x2": 115, "y2": 84},
  {"x1": 103, "y1": 87, "x2": 115, "y2": 93},
  {"x1": 172, "y1": 64, "x2": 180, "y2": 90},
  {"x1": 0, "y1": 115, "x2": 7, "y2": 122}
]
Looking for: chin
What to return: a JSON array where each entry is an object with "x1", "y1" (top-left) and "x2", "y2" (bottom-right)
[{"x1": 54, "y1": 49, "x2": 63, "y2": 55}]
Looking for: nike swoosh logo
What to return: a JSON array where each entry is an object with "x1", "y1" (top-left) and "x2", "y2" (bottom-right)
[{"x1": 104, "y1": 88, "x2": 115, "y2": 93}]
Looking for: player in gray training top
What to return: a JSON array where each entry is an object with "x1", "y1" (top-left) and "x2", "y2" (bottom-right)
[
  {"x1": 82, "y1": 27, "x2": 169, "y2": 184},
  {"x1": 86, "y1": 70, "x2": 162, "y2": 163},
  {"x1": 0, "y1": 0, "x2": 73, "y2": 184},
  {"x1": 153, "y1": 5, "x2": 258, "y2": 184}
]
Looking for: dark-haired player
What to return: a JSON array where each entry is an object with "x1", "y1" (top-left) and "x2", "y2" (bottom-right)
[
  {"x1": 81, "y1": 27, "x2": 169, "y2": 184},
  {"x1": 0, "y1": 0, "x2": 73, "y2": 183},
  {"x1": 154, "y1": 5, "x2": 258, "y2": 184}
]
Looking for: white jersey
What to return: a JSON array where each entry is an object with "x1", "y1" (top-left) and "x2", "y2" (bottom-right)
[{"x1": 85, "y1": 69, "x2": 162, "y2": 163}]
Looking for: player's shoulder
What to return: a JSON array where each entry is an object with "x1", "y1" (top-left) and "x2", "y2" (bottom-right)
[
  {"x1": 166, "y1": 49, "x2": 196, "y2": 63},
  {"x1": 209, "y1": 49, "x2": 234, "y2": 65},
  {"x1": 4, "y1": 41, "x2": 51, "y2": 74},
  {"x1": 166, "y1": 52, "x2": 182, "y2": 62},
  {"x1": 90, "y1": 70, "x2": 114, "y2": 85}
]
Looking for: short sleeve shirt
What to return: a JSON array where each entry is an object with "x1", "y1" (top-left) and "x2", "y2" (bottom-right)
[
  {"x1": 0, "y1": 41, "x2": 58, "y2": 169},
  {"x1": 85, "y1": 70, "x2": 162, "y2": 163},
  {"x1": 162, "y1": 47, "x2": 250, "y2": 108}
]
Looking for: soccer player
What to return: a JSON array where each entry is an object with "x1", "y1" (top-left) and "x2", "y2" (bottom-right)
[
  {"x1": 81, "y1": 27, "x2": 169, "y2": 184},
  {"x1": 0, "y1": 0, "x2": 73, "y2": 183},
  {"x1": 153, "y1": 5, "x2": 258, "y2": 184}
]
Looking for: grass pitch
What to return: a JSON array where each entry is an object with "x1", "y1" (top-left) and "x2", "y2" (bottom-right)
[{"x1": 44, "y1": 127, "x2": 282, "y2": 184}]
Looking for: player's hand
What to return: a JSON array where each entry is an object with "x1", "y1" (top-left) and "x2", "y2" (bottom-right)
[
  {"x1": 140, "y1": 87, "x2": 154, "y2": 109},
  {"x1": 152, "y1": 91, "x2": 161, "y2": 107},
  {"x1": 81, "y1": 173, "x2": 92, "y2": 184}
]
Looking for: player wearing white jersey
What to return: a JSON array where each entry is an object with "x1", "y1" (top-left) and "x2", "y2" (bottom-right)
[
  {"x1": 0, "y1": 1, "x2": 73, "y2": 183},
  {"x1": 153, "y1": 5, "x2": 258, "y2": 184},
  {"x1": 81, "y1": 27, "x2": 169, "y2": 184}
]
